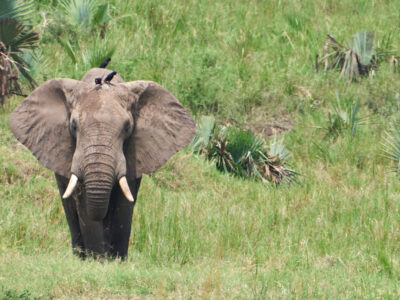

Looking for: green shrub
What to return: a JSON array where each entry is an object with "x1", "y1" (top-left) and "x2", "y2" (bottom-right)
[
  {"x1": 60, "y1": 0, "x2": 110, "y2": 34},
  {"x1": 382, "y1": 126, "x2": 400, "y2": 174},
  {"x1": 319, "y1": 93, "x2": 368, "y2": 139},
  {"x1": 318, "y1": 31, "x2": 395, "y2": 81},
  {"x1": 190, "y1": 116, "x2": 298, "y2": 186},
  {"x1": 0, "y1": 0, "x2": 39, "y2": 104}
]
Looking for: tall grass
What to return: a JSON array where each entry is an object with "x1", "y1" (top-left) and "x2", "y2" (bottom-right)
[{"x1": 2, "y1": 0, "x2": 400, "y2": 298}]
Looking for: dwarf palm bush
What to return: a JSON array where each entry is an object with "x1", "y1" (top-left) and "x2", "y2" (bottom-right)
[
  {"x1": 60, "y1": 0, "x2": 95, "y2": 30},
  {"x1": 189, "y1": 115, "x2": 215, "y2": 154},
  {"x1": 266, "y1": 135, "x2": 298, "y2": 184},
  {"x1": 0, "y1": 0, "x2": 39, "y2": 105},
  {"x1": 190, "y1": 117, "x2": 298, "y2": 186},
  {"x1": 60, "y1": 0, "x2": 110, "y2": 36},
  {"x1": 382, "y1": 127, "x2": 400, "y2": 173},
  {"x1": 20, "y1": 49, "x2": 48, "y2": 80},
  {"x1": 321, "y1": 93, "x2": 367, "y2": 139},
  {"x1": 319, "y1": 31, "x2": 393, "y2": 81},
  {"x1": 0, "y1": 0, "x2": 34, "y2": 20}
]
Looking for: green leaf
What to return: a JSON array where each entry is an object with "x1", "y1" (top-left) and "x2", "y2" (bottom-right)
[
  {"x1": 0, "y1": 18, "x2": 39, "y2": 51},
  {"x1": 11, "y1": 53, "x2": 36, "y2": 88},
  {"x1": 83, "y1": 38, "x2": 116, "y2": 68},
  {"x1": 189, "y1": 116, "x2": 215, "y2": 153},
  {"x1": 382, "y1": 129, "x2": 400, "y2": 173},
  {"x1": 57, "y1": 38, "x2": 77, "y2": 65},
  {"x1": 0, "y1": 0, "x2": 34, "y2": 22},
  {"x1": 60, "y1": 0, "x2": 96, "y2": 30},
  {"x1": 0, "y1": 18, "x2": 39, "y2": 88},
  {"x1": 347, "y1": 30, "x2": 374, "y2": 66},
  {"x1": 92, "y1": 3, "x2": 109, "y2": 27}
]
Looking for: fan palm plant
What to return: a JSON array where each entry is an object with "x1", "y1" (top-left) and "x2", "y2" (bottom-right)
[
  {"x1": 223, "y1": 127, "x2": 266, "y2": 178},
  {"x1": 60, "y1": 0, "x2": 110, "y2": 36},
  {"x1": 382, "y1": 128, "x2": 400, "y2": 173},
  {"x1": 319, "y1": 31, "x2": 394, "y2": 81},
  {"x1": 189, "y1": 115, "x2": 215, "y2": 153},
  {"x1": 0, "y1": 0, "x2": 34, "y2": 21},
  {"x1": 322, "y1": 93, "x2": 368, "y2": 139},
  {"x1": 0, "y1": 0, "x2": 39, "y2": 105},
  {"x1": 265, "y1": 135, "x2": 298, "y2": 185},
  {"x1": 190, "y1": 117, "x2": 298, "y2": 186}
]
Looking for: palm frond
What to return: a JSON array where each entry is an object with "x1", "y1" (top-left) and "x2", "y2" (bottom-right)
[
  {"x1": 92, "y1": 3, "x2": 109, "y2": 27},
  {"x1": 0, "y1": 2, "x2": 39, "y2": 104},
  {"x1": 60, "y1": 0, "x2": 96, "y2": 30},
  {"x1": 265, "y1": 135, "x2": 298, "y2": 185},
  {"x1": 83, "y1": 38, "x2": 116, "y2": 69},
  {"x1": 0, "y1": 18, "x2": 24, "y2": 50},
  {"x1": 189, "y1": 115, "x2": 215, "y2": 153},
  {"x1": 57, "y1": 38, "x2": 78, "y2": 65},
  {"x1": 60, "y1": 0, "x2": 110, "y2": 36},
  {"x1": 192, "y1": 117, "x2": 299, "y2": 187},
  {"x1": 20, "y1": 49, "x2": 48, "y2": 80},
  {"x1": 318, "y1": 31, "x2": 393, "y2": 81},
  {"x1": 0, "y1": 0, "x2": 34, "y2": 22},
  {"x1": 382, "y1": 129, "x2": 400, "y2": 173},
  {"x1": 322, "y1": 93, "x2": 368, "y2": 138},
  {"x1": 0, "y1": 18, "x2": 39, "y2": 96},
  {"x1": 268, "y1": 134, "x2": 291, "y2": 163},
  {"x1": 0, "y1": 18, "x2": 39, "y2": 52},
  {"x1": 348, "y1": 31, "x2": 374, "y2": 66},
  {"x1": 10, "y1": 53, "x2": 35, "y2": 88}
]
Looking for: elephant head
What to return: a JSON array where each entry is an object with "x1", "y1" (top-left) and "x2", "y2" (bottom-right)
[{"x1": 9, "y1": 68, "x2": 195, "y2": 221}]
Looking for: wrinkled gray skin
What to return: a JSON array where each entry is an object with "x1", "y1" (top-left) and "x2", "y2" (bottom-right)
[{"x1": 9, "y1": 68, "x2": 195, "y2": 259}]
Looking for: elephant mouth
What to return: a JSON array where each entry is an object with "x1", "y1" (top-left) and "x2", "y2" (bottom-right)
[
  {"x1": 63, "y1": 174, "x2": 134, "y2": 203},
  {"x1": 63, "y1": 173, "x2": 135, "y2": 221}
]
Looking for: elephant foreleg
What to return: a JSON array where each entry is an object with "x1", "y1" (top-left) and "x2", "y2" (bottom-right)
[
  {"x1": 105, "y1": 177, "x2": 142, "y2": 259},
  {"x1": 55, "y1": 174, "x2": 85, "y2": 258}
]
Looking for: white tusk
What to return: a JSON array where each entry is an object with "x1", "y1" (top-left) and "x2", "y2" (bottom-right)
[
  {"x1": 119, "y1": 176, "x2": 135, "y2": 202},
  {"x1": 62, "y1": 174, "x2": 78, "y2": 199}
]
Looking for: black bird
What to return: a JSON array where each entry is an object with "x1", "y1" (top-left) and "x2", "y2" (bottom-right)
[
  {"x1": 99, "y1": 58, "x2": 111, "y2": 68},
  {"x1": 94, "y1": 77, "x2": 102, "y2": 85},
  {"x1": 104, "y1": 71, "x2": 117, "y2": 83}
]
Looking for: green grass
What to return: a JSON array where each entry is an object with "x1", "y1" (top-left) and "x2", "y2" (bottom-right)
[{"x1": 2, "y1": 0, "x2": 400, "y2": 298}]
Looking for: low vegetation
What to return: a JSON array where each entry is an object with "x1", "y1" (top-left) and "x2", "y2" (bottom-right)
[
  {"x1": 2, "y1": 0, "x2": 400, "y2": 298},
  {"x1": 318, "y1": 30, "x2": 396, "y2": 81},
  {"x1": 0, "y1": 0, "x2": 39, "y2": 104},
  {"x1": 190, "y1": 116, "x2": 298, "y2": 185}
]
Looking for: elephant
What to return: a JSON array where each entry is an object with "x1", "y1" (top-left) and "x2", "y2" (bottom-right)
[{"x1": 9, "y1": 68, "x2": 195, "y2": 259}]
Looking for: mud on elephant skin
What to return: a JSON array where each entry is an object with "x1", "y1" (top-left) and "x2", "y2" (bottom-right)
[{"x1": 9, "y1": 68, "x2": 195, "y2": 259}]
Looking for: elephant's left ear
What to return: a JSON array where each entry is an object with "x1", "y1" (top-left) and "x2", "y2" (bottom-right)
[
  {"x1": 123, "y1": 81, "x2": 195, "y2": 178},
  {"x1": 9, "y1": 78, "x2": 80, "y2": 178}
]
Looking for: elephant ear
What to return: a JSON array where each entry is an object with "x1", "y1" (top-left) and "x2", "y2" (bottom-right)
[
  {"x1": 123, "y1": 81, "x2": 195, "y2": 178},
  {"x1": 9, "y1": 78, "x2": 80, "y2": 178}
]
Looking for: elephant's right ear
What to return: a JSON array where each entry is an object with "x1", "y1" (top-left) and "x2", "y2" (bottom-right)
[{"x1": 9, "y1": 78, "x2": 79, "y2": 178}]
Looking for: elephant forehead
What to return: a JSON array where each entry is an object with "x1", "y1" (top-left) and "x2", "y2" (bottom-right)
[
  {"x1": 76, "y1": 90, "x2": 129, "y2": 123},
  {"x1": 75, "y1": 89, "x2": 120, "y2": 108},
  {"x1": 77, "y1": 87, "x2": 132, "y2": 107}
]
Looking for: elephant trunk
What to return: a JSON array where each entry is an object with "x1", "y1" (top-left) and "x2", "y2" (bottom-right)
[{"x1": 83, "y1": 151, "x2": 115, "y2": 221}]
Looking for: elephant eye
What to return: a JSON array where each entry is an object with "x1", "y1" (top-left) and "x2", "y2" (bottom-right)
[
  {"x1": 70, "y1": 119, "x2": 77, "y2": 136},
  {"x1": 123, "y1": 120, "x2": 131, "y2": 133}
]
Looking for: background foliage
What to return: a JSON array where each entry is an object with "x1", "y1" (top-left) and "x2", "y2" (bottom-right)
[{"x1": 2, "y1": 0, "x2": 400, "y2": 298}]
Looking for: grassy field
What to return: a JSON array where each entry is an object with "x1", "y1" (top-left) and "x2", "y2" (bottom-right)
[{"x1": 2, "y1": 0, "x2": 400, "y2": 298}]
